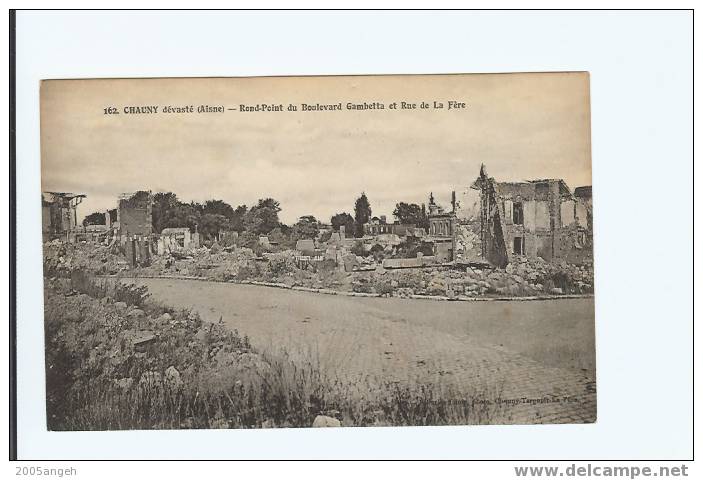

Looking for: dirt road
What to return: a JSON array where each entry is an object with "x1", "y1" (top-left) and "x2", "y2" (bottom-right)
[{"x1": 132, "y1": 278, "x2": 597, "y2": 424}]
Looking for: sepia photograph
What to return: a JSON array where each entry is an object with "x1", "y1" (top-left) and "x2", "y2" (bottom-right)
[{"x1": 39, "y1": 72, "x2": 595, "y2": 431}]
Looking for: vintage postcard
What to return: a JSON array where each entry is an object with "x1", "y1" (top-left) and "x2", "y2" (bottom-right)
[{"x1": 40, "y1": 73, "x2": 595, "y2": 430}]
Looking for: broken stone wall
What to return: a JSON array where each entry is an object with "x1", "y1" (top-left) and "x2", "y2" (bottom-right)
[
  {"x1": 454, "y1": 221, "x2": 482, "y2": 263},
  {"x1": 118, "y1": 191, "x2": 153, "y2": 239},
  {"x1": 124, "y1": 236, "x2": 151, "y2": 267},
  {"x1": 476, "y1": 178, "x2": 509, "y2": 268}
]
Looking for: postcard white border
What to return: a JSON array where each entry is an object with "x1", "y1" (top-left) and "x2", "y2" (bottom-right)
[{"x1": 14, "y1": 10, "x2": 693, "y2": 459}]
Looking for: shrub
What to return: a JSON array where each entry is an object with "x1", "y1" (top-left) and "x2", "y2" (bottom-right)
[
  {"x1": 373, "y1": 279, "x2": 394, "y2": 296},
  {"x1": 396, "y1": 272, "x2": 423, "y2": 291},
  {"x1": 236, "y1": 262, "x2": 262, "y2": 281},
  {"x1": 113, "y1": 282, "x2": 150, "y2": 307},
  {"x1": 370, "y1": 244, "x2": 386, "y2": 262},
  {"x1": 266, "y1": 252, "x2": 297, "y2": 277},
  {"x1": 70, "y1": 269, "x2": 108, "y2": 298},
  {"x1": 350, "y1": 241, "x2": 366, "y2": 257},
  {"x1": 352, "y1": 279, "x2": 373, "y2": 294},
  {"x1": 548, "y1": 270, "x2": 572, "y2": 293}
]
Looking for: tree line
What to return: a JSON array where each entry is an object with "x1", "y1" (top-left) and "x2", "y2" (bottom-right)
[{"x1": 82, "y1": 191, "x2": 431, "y2": 243}]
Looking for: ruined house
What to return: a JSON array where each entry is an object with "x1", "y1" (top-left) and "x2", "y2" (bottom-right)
[
  {"x1": 158, "y1": 227, "x2": 194, "y2": 254},
  {"x1": 41, "y1": 192, "x2": 86, "y2": 242},
  {"x1": 471, "y1": 165, "x2": 593, "y2": 268}
]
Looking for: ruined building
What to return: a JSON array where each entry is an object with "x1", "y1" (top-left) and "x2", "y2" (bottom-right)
[
  {"x1": 158, "y1": 227, "x2": 200, "y2": 254},
  {"x1": 116, "y1": 191, "x2": 153, "y2": 267},
  {"x1": 41, "y1": 192, "x2": 86, "y2": 242},
  {"x1": 427, "y1": 192, "x2": 457, "y2": 263},
  {"x1": 471, "y1": 165, "x2": 593, "y2": 268},
  {"x1": 117, "y1": 191, "x2": 153, "y2": 239},
  {"x1": 363, "y1": 216, "x2": 417, "y2": 237}
]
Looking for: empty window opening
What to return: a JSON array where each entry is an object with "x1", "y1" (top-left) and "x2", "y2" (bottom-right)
[
  {"x1": 513, "y1": 236, "x2": 525, "y2": 255},
  {"x1": 513, "y1": 201, "x2": 524, "y2": 225},
  {"x1": 576, "y1": 231, "x2": 587, "y2": 248}
]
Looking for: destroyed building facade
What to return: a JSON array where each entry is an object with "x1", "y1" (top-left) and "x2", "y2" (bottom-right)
[
  {"x1": 471, "y1": 165, "x2": 593, "y2": 268},
  {"x1": 41, "y1": 192, "x2": 86, "y2": 242},
  {"x1": 117, "y1": 191, "x2": 153, "y2": 239},
  {"x1": 115, "y1": 191, "x2": 153, "y2": 267}
]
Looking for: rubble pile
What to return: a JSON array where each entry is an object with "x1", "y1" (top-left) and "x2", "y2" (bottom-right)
[
  {"x1": 140, "y1": 246, "x2": 259, "y2": 280},
  {"x1": 45, "y1": 239, "x2": 593, "y2": 298},
  {"x1": 43, "y1": 240, "x2": 128, "y2": 276},
  {"x1": 44, "y1": 279, "x2": 279, "y2": 430},
  {"x1": 342, "y1": 256, "x2": 593, "y2": 298},
  {"x1": 138, "y1": 246, "x2": 353, "y2": 291}
]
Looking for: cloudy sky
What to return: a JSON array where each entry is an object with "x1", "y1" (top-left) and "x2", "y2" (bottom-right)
[{"x1": 41, "y1": 73, "x2": 591, "y2": 225}]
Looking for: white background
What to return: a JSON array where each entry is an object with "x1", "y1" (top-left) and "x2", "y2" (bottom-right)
[{"x1": 12, "y1": 10, "x2": 694, "y2": 460}]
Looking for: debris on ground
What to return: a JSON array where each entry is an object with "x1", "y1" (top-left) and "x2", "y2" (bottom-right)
[{"x1": 44, "y1": 241, "x2": 593, "y2": 298}]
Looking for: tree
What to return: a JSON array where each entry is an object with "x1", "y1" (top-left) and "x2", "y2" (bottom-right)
[
  {"x1": 350, "y1": 241, "x2": 366, "y2": 257},
  {"x1": 163, "y1": 202, "x2": 201, "y2": 232},
  {"x1": 393, "y1": 202, "x2": 424, "y2": 225},
  {"x1": 268, "y1": 226, "x2": 296, "y2": 249},
  {"x1": 353, "y1": 193, "x2": 372, "y2": 238},
  {"x1": 199, "y1": 213, "x2": 230, "y2": 240},
  {"x1": 236, "y1": 231, "x2": 265, "y2": 256},
  {"x1": 330, "y1": 212, "x2": 355, "y2": 233},
  {"x1": 152, "y1": 192, "x2": 180, "y2": 233},
  {"x1": 292, "y1": 215, "x2": 320, "y2": 240},
  {"x1": 82, "y1": 211, "x2": 106, "y2": 226},
  {"x1": 244, "y1": 198, "x2": 281, "y2": 235},
  {"x1": 231, "y1": 205, "x2": 247, "y2": 232},
  {"x1": 202, "y1": 199, "x2": 235, "y2": 219},
  {"x1": 190, "y1": 200, "x2": 204, "y2": 215}
]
